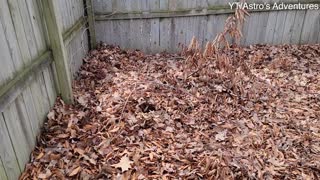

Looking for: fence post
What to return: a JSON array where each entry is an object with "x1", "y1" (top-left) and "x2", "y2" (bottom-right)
[
  {"x1": 42, "y1": 0, "x2": 73, "y2": 104},
  {"x1": 86, "y1": 0, "x2": 97, "y2": 49}
]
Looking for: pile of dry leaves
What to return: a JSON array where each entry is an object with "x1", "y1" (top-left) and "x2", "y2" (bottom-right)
[{"x1": 21, "y1": 42, "x2": 320, "y2": 179}]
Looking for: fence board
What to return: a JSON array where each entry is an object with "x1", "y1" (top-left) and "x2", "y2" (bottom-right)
[
  {"x1": 27, "y1": 0, "x2": 47, "y2": 52},
  {"x1": 87, "y1": 0, "x2": 96, "y2": 48},
  {"x1": 66, "y1": 26, "x2": 89, "y2": 76},
  {"x1": 94, "y1": 0, "x2": 112, "y2": 14},
  {"x1": 206, "y1": 15, "x2": 220, "y2": 45},
  {"x1": 57, "y1": 0, "x2": 67, "y2": 31},
  {"x1": 94, "y1": 1, "x2": 320, "y2": 53},
  {"x1": 2, "y1": 102, "x2": 33, "y2": 171},
  {"x1": 290, "y1": 10, "x2": 306, "y2": 44},
  {"x1": 43, "y1": 66, "x2": 57, "y2": 106},
  {"x1": 318, "y1": 19, "x2": 320, "y2": 43},
  {"x1": 15, "y1": 95, "x2": 37, "y2": 144},
  {"x1": 7, "y1": 0, "x2": 30, "y2": 65},
  {"x1": 0, "y1": 0, "x2": 24, "y2": 71},
  {"x1": 0, "y1": 20, "x2": 15, "y2": 85},
  {"x1": 272, "y1": 11, "x2": 287, "y2": 44},
  {"x1": 159, "y1": 18, "x2": 172, "y2": 52},
  {"x1": 0, "y1": 113, "x2": 20, "y2": 179},
  {"x1": 301, "y1": 10, "x2": 319, "y2": 44},
  {"x1": 150, "y1": 19, "x2": 160, "y2": 52},
  {"x1": 43, "y1": 0, "x2": 73, "y2": 103},
  {"x1": 0, "y1": 158, "x2": 7, "y2": 180},
  {"x1": 160, "y1": 0, "x2": 169, "y2": 10},
  {"x1": 65, "y1": 0, "x2": 72, "y2": 31},
  {"x1": 29, "y1": 76, "x2": 46, "y2": 128},
  {"x1": 17, "y1": 0, "x2": 39, "y2": 59},
  {"x1": 309, "y1": 11, "x2": 320, "y2": 43},
  {"x1": 22, "y1": 87, "x2": 41, "y2": 137},
  {"x1": 264, "y1": 11, "x2": 278, "y2": 45},
  {"x1": 281, "y1": 11, "x2": 296, "y2": 43},
  {"x1": 245, "y1": 13, "x2": 258, "y2": 45},
  {"x1": 37, "y1": 72, "x2": 51, "y2": 119}
]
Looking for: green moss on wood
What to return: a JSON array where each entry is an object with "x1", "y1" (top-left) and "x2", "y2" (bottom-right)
[{"x1": 0, "y1": 51, "x2": 52, "y2": 107}]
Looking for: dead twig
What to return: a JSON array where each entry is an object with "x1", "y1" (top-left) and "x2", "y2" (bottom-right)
[{"x1": 119, "y1": 83, "x2": 137, "y2": 120}]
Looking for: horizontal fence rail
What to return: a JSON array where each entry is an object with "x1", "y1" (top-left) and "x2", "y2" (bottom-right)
[{"x1": 0, "y1": 51, "x2": 52, "y2": 111}]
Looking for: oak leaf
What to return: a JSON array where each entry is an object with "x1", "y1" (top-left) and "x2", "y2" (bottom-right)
[{"x1": 111, "y1": 155, "x2": 134, "y2": 172}]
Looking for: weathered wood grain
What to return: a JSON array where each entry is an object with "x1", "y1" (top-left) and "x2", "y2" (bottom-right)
[
  {"x1": 150, "y1": 19, "x2": 160, "y2": 52},
  {"x1": 0, "y1": 0, "x2": 24, "y2": 71},
  {"x1": 29, "y1": 77, "x2": 46, "y2": 128},
  {"x1": 86, "y1": 0, "x2": 97, "y2": 49},
  {"x1": 0, "y1": 158, "x2": 7, "y2": 180},
  {"x1": 0, "y1": 20, "x2": 16, "y2": 85},
  {"x1": 43, "y1": 0, "x2": 73, "y2": 104},
  {"x1": 17, "y1": 0, "x2": 39, "y2": 59},
  {"x1": 290, "y1": 10, "x2": 306, "y2": 44},
  {"x1": 43, "y1": 66, "x2": 57, "y2": 106},
  {"x1": 300, "y1": 10, "x2": 319, "y2": 44},
  {"x1": 0, "y1": 51, "x2": 52, "y2": 111},
  {"x1": 281, "y1": 11, "x2": 297, "y2": 44},
  {"x1": 22, "y1": 86, "x2": 41, "y2": 137},
  {"x1": 7, "y1": 0, "x2": 30, "y2": 65},
  {"x1": 272, "y1": 11, "x2": 287, "y2": 44},
  {"x1": 37, "y1": 71, "x2": 51, "y2": 120},
  {"x1": 0, "y1": 113, "x2": 20, "y2": 179},
  {"x1": 159, "y1": 18, "x2": 172, "y2": 52},
  {"x1": 2, "y1": 102, "x2": 32, "y2": 171},
  {"x1": 94, "y1": 1, "x2": 320, "y2": 53},
  {"x1": 15, "y1": 95, "x2": 36, "y2": 146}
]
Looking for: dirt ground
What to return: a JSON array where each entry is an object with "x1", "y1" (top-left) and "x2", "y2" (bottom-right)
[{"x1": 21, "y1": 44, "x2": 320, "y2": 179}]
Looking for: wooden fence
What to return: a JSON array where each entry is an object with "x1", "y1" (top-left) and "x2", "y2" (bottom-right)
[
  {"x1": 0, "y1": 0, "x2": 94, "y2": 179},
  {"x1": 0, "y1": 0, "x2": 319, "y2": 179},
  {"x1": 94, "y1": 0, "x2": 320, "y2": 53}
]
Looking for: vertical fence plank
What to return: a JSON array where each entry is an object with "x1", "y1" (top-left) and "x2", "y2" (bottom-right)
[
  {"x1": 0, "y1": 20, "x2": 16, "y2": 84},
  {"x1": 42, "y1": 0, "x2": 73, "y2": 104},
  {"x1": 0, "y1": 158, "x2": 7, "y2": 180},
  {"x1": 17, "y1": 0, "x2": 38, "y2": 59},
  {"x1": 37, "y1": 71, "x2": 51, "y2": 121},
  {"x1": 29, "y1": 75, "x2": 46, "y2": 128},
  {"x1": 43, "y1": 66, "x2": 57, "y2": 106},
  {"x1": 309, "y1": 11, "x2": 320, "y2": 44},
  {"x1": 290, "y1": 10, "x2": 306, "y2": 44},
  {"x1": 272, "y1": 11, "x2": 287, "y2": 44},
  {"x1": 7, "y1": 0, "x2": 30, "y2": 65},
  {"x1": 0, "y1": 0, "x2": 24, "y2": 71},
  {"x1": 150, "y1": 19, "x2": 160, "y2": 52},
  {"x1": 300, "y1": 10, "x2": 319, "y2": 44},
  {"x1": 2, "y1": 102, "x2": 32, "y2": 172},
  {"x1": 22, "y1": 87, "x2": 41, "y2": 137},
  {"x1": 0, "y1": 113, "x2": 20, "y2": 179},
  {"x1": 281, "y1": 11, "x2": 296, "y2": 44},
  {"x1": 86, "y1": 0, "x2": 97, "y2": 49},
  {"x1": 26, "y1": 0, "x2": 47, "y2": 52},
  {"x1": 15, "y1": 95, "x2": 37, "y2": 145}
]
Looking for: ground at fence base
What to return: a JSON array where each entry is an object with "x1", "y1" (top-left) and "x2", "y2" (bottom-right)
[{"x1": 21, "y1": 44, "x2": 320, "y2": 179}]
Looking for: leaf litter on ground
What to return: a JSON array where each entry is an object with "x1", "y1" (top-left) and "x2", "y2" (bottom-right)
[
  {"x1": 21, "y1": 3, "x2": 320, "y2": 179},
  {"x1": 20, "y1": 43, "x2": 320, "y2": 179}
]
